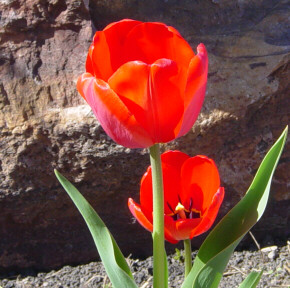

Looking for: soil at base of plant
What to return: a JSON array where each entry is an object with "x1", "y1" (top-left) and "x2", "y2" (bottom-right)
[{"x1": 0, "y1": 243, "x2": 289, "y2": 288}]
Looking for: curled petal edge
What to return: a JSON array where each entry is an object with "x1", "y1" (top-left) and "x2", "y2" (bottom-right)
[
  {"x1": 190, "y1": 187, "x2": 225, "y2": 238},
  {"x1": 128, "y1": 198, "x2": 178, "y2": 244},
  {"x1": 128, "y1": 198, "x2": 153, "y2": 232},
  {"x1": 177, "y1": 43, "x2": 208, "y2": 138},
  {"x1": 77, "y1": 73, "x2": 153, "y2": 148}
]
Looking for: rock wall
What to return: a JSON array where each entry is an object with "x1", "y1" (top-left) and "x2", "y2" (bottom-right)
[{"x1": 0, "y1": 0, "x2": 289, "y2": 272}]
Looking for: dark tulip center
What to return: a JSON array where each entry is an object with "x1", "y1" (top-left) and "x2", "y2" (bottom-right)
[{"x1": 167, "y1": 197, "x2": 201, "y2": 221}]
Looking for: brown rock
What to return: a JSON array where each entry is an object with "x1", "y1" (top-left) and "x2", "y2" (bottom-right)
[{"x1": 0, "y1": 0, "x2": 289, "y2": 272}]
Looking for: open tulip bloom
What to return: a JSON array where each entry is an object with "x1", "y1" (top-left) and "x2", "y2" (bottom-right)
[
  {"x1": 77, "y1": 19, "x2": 208, "y2": 148},
  {"x1": 128, "y1": 151, "x2": 224, "y2": 244},
  {"x1": 55, "y1": 18, "x2": 288, "y2": 288},
  {"x1": 129, "y1": 151, "x2": 224, "y2": 277}
]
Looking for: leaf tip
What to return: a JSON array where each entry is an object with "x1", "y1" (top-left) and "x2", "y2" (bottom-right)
[{"x1": 54, "y1": 169, "x2": 63, "y2": 181}]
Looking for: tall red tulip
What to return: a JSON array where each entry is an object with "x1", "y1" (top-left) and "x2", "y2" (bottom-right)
[
  {"x1": 128, "y1": 151, "x2": 224, "y2": 243},
  {"x1": 77, "y1": 19, "x2": 208, "y2": 148}
]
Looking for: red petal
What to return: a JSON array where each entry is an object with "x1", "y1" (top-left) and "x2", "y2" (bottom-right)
[
  {"x1": 140, "y1": 165, "x2": 180, "y2": 217},
  {"x1": 161, "y1": 151, "x2": 190, "y2": 172},
  {"x1": 164, "y1": 216, "x2": 201, "y2": 242},
  {"x1": 139, "y1": 165, "x2": 181, "y2": 219},
  {"x1": 89, "y1": 19, "x2": 141, "y2": 81},
  {"x1": 177, "y1": 44, "x2": 208, "y2": 137},
  {"x1": 164, "y1": 232, "x2": 179, "y2": 244},
  {"x1": 181, "y1": 155, "x2": 220, "y2": 212},
  {"x1": 162, "y1": 151, "x2": 190, "y2": 213},
  {"x1": 108, "y1": 61, "x2": 152, "y2": 135},
  {"x1": 77, "y1": 73, "x2": 153, "y2": 148},
  {"x1": 140, "y1": 156, "x2": 183, "y2": 216},
  {"x1": 162, "y1": 162, "x2": 182, "y2": 214},
  {"x1": 109, "y1": 59, "x2": 184, "y2": 143},
  {"x1": 128, "y1": 198, "x2": 153, "y2": 232},
  {"x1": 140, "y1": 151, "x2": 190, "y2": 216},
  {"x1": 123, "y1": 22, "x2": 194, "y2": 67},
  {"x1": 140, "y1": 167, "x2": 153, "y2": 221},
  {"x1": 85, "y1": 44, "x2": 94, "y2": 75},
  {"x1": 103, "y1": 18, "x2": 140, "y2": 31},
  {"x1": 108, "y1": 61, "x2": 150, "y2": 108},
  {"x1": 190, "y1": 187, "x2": 224, "y2": 238},
  {"x1": 128, "y1": 198, "x2": 178, "y2": 244},
  {"x1": 89, "y1": 31, "x2": 112, "y2": 81},
  {"x1": 149, "y1": 59, "x2": 184, "y2": 143}
]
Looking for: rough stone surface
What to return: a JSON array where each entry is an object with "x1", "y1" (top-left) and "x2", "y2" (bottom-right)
[{"x1": 0, "y1": 0, "x2": 289, "y2": 271}]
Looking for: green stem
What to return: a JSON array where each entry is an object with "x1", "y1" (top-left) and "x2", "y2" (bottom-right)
[
  {"x1": 149, "y1": 144, "x2": 166, "y2": 288},
  {"x1": 184, "y1": 239, "x2": 192, "y2": 277}
]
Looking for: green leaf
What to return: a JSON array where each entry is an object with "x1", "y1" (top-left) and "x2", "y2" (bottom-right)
[
  {"x1": 238, "y1": 270, "x2": 263, "y2": 288},
  {"x1": 182, "y1": 126, "x2": 288, "y2": 288},
  {"x1": 54, "y1": 170, "x2": 137, "y2": 288}
]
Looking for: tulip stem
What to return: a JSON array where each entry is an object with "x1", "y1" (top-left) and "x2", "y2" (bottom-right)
[
  {"x1": 149, "y1": 144, "x2": 166, "y2": 288},
  {"x1": 184, "y1": 239, "x2": 192, "y2": 277}
]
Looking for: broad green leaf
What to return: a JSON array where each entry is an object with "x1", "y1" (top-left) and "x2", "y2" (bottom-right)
[
  {"x1": 182, "y1": 126, "x2": 288, "y2": 288},
  {"x1": 238, "y1": 270, "x2": 263, "y2": 288},
  {"x1": 55, "y1": 170, "x2": 137, "y2": 288}
]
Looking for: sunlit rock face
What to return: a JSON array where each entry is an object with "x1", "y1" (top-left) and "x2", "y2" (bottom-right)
[{"x1": 0, "y1": 0, "x2": 289, "y2": 271}]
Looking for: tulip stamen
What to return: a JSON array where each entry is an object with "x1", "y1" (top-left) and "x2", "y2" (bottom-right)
[
  {"x1": 175, "y1": 202, "x2": 186, "y2": 219},
  {"x1": 167, "y1": 199, "x2": 201, "y2": 220}
]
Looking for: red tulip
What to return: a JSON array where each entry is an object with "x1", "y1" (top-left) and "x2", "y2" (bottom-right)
[
  {"x1": 77, "y1": 19, "x2": 208, "y2": 148},
  {"x1": 128, "y1": 151, "x2": 224, "y2": 243}
]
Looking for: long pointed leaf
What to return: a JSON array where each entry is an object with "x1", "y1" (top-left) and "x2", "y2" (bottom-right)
[
  {"x1": 182, "y1": 126, "x2": 288, "y2": 288},
  {"x1": 239, "y1": 270, "x2": 263, "y2": 288},
  {"x1": 55, "y1": 170, "x2": 138, "y2": 288}
]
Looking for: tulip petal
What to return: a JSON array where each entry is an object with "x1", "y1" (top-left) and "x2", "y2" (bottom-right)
[
  {"x1": 129, "y1": 151, "x2": 224, "y2": 244},
  {"x1": 165, "y1": 216, "x2": 201, "y2": 241},
  {"x1": 176, "y1": 218, "x2": 203, "y2": 240},
  {"x1": 181, "y1": 155, "x2": 220, "y2": 212},
  {"x1": 87, "y1": 19, "x2": 142, "y2": 81},
  {"x1": 103, "y1": 18, "x2": 141, "y2": 32},
  {"x1": 140, "y1": 156, "x2": 183, "y2": 216},
  {"x1": 164, "y1": 230, "x2": 179, "y2": 244},
  {"x1": 161, "y1": 215, "x2": 179, "y2": 244},
  {"x1": 108, "y1": 61, "x2": 151, "y2": 133},
  {"x1": 108, "y1": 59, "x2": 184, "y2": 143},
  {"x1": 128, "y1": 198, "x2": 178, "y2": 244},
  {"x1": 123, "y1": 22, "x2": 194, "y2": 67},
  {"x1": 161, "y1": 150, "x2": 190, "y2": 172},
  {"x1": 162, "y1": 151, "x2": 191, "y2": 213},
  {"x1": 128, "y1": 198, "x2": 153, "y2": 232},
  {"x1": 149, "y1": 59, "x2": 184, "y2": 143},
  {"x1": 177, "y1": 44, "x2": 208, "y2": 137},
  {"x1": 77, "y1": 73, "x2": 153, "y2": 148},
  {"x1": 88, "y1": 31, "x2": 112, "y2": 81},
  {"x1": 139, "y1": 168, "x2": 153, "y2": 221},
  {"x1": 190, "y1": 187, "x2": 224, "y2": 238},
  {"x1": 162, "y1": 163, "x2": 183, "y2": 214},
  {"x1": 85, "y1": 44, "x2": 94, "y2": 75},
  {"x1": 140, "y1": 151, "x2": 190, "y2": 216}
]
